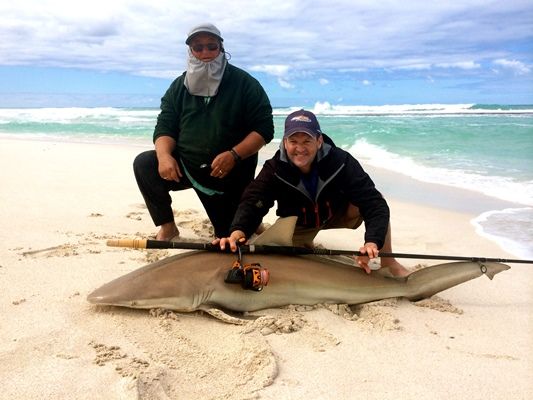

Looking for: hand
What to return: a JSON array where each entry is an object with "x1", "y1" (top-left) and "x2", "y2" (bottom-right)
[
  {"x1": 158, "y1": 153, "x2": 182, "y2": 182},
  {"x1": 354, "y1": 242, "x2": 379, "y2": 274},
  {"x1": 210, "y1": 151, "x2": 236, "y2": 179},
  {"x1": 212, "y1": 230, "x2": 247, "y2": 252}
]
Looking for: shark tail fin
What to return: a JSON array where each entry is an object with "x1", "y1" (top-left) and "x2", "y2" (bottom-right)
[{"x1": 404, "y1": 261, "x2": 510, "y2": 302}]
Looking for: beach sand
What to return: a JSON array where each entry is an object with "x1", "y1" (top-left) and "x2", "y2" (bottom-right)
[{"x1": 0, "y1": 138, "x2": 531, "y2": 399}]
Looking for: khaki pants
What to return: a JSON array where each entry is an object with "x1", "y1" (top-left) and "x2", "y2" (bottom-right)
[{"x1": 292, "y1": 203, "x2": 363, "y2": 247}]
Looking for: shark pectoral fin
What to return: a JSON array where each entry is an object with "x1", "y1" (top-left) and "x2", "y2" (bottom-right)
[
  {"x1": 200, "y1": 307, "x2": 248, "y2": 325},
  {"x1": 249, "y1": 216, "x2": 297, "y2": 246}
]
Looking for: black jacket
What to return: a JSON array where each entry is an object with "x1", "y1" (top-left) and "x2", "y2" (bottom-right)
[{"x1": 230, "y1": 135, "x2": 390, "y2": 249}]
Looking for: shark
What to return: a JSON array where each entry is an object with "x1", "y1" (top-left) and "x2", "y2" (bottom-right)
[{"x1": 88, "y1": 217, "x2": 509, "y2": 321}]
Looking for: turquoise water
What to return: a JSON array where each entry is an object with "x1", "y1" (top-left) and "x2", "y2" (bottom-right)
[
  {"x1": 318, "y1": 114, "x2": 533, "y2": 204},
  {"x1": 1, "y1": 103, "x2": 532, "y2": 258}
]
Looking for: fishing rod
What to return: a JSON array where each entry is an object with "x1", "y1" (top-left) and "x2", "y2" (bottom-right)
[{"x1": 106, "y1": 239, "x2": 533, "y2": 264}]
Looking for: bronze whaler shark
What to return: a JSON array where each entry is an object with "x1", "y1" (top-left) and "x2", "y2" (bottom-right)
[{"x1": 87, "y1": 218, "x2": 509, "y2": 321}]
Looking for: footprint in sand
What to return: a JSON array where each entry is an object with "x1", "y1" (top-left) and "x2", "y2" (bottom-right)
[
  {"x1": 173, "y1": 209, "x2": 214, "y2": 238},
  {"x1": 124, "y1": 207, "x2": 214, "y2": 237},
  {"x1": 126, "y1": 211, "x2": 143, "y2": 221},
  {"x1": 352, "y1": 299, "x2": 403, "y2": 331},
  {"x1": 414, "y1": 295, "x2": 463, "y2": 314},
  {"x1": 124, "y1": 204, "x2": 149, "y2": 220},
  {"x1": 243, "y1": 312, "x2": 307, "y2": 335},
  {"x1": 244, "y1": 308, "x2": 341, "y2": 352},
  {"x1": 89, "y1": 341, "x2": 150, "y2": 378},
  {"x1": 95, "y1": 310, "x2": 278, "y2": 399}
]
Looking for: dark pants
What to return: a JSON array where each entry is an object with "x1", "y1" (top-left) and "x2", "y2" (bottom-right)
[{"x1": 133, "y1": 150, "x2": 252, "y2": 238}]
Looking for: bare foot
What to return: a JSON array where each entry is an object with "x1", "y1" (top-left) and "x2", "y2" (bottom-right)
[
  {"x1": 381, "y1": 258, "x2": 410, "y2": 277},
  {"x1": 156, "y1": 222, "x2": 180, "y2": 241}
]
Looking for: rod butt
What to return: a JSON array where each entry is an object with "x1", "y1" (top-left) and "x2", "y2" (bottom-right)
[{"x1": 106, "y1": 239, "x2": 148, "y2": 249}]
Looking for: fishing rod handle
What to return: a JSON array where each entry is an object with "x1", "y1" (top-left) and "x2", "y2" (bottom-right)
[
  {"x1": 106, "y1": 239, "x2": 223, "y2": 251},
  {"x1": 107, "y1": 239, "x2": 149, "y2": 249}
]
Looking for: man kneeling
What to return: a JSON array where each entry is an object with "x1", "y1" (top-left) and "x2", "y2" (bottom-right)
[{"x1": 215, "y1": 109, "x2": 409, "y2": 277}]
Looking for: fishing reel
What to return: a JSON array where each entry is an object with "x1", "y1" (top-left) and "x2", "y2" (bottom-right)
[{"x1": 224, "y1": 246, "x2": 269, "y2": 291}]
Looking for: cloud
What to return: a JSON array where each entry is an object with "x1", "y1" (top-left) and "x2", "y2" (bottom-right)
[
  {"x1": 362, "y1": 80, "x2": 371, "y2": 86},
  {"x1": 392, "y1": 63, "x2": 432, "y2": 71},
  {"x1": 389, "y1": 60, "x2": 481, "y2": 71},
  {"x1": 435, "y1": 61, "x2": 481, "y2": 70},
  {"x1": 0, "y1": 0, "x2": 532, "y2": 83},
  {"x1": 493, "y1": 58, "x2": 531, "y2": 75},
  {"x1": 250, "y1": 64, "x2": 295, "y2": 88},
  {"x1": 319, "y1": 78, "x2": 329, "y2": 85},
  {"x1": 249, "y1": 64, "x2": 290, "y2": 77},
  {"x1": 278, "y1": 78, "x2": 295, "y2": 89}
]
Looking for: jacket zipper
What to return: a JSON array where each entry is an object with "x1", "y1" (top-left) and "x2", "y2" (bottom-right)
[{"x1": 275, "y1": 162, "x2": 345, "y2": 227}]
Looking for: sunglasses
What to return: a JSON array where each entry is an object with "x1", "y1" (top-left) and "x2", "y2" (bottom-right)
[{"x1": 190, "y1": 43, "x2": 220, "y2": 52}]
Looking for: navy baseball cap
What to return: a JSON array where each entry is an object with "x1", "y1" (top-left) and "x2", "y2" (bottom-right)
[{"x1": 283, "y1": 109, "x2": 322, "y2": 138}]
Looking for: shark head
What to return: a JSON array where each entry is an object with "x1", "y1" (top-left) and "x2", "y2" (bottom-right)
[{"x1": 87, "y1": 252, "x2": 225, "y2": 311}]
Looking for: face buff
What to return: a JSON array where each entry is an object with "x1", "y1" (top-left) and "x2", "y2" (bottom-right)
[{"x1": 184, "y1": 49, "x2": 227, "y2": 97}]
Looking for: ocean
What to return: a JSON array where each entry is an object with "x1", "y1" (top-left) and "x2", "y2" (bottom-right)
[{"x1": 1, "y1": 103, "x2": 532, "y2": 258}]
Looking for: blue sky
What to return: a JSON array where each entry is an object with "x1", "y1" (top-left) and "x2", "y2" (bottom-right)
[{"x1": 1, "y1": 0, "x2": 532, "y2": 107}]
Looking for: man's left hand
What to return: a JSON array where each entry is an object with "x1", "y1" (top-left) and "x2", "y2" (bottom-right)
[
  {"x1": 354, "y1": 242, "x2": 379, "y2": 274},
  {"x1": 210, "y1": 151, "x2": 236, "y2": 179}
]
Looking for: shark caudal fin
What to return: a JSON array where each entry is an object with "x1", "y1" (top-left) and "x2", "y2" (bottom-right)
[
  {"x1": 249, "y1": 216, "x2": 298, "y2": 246},
  {"x1": 404, "y1": 261, "x2": 510, "y2": 301}
]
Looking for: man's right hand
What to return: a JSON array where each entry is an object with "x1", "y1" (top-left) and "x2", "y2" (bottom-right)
[
  {"x1": 213, "y1": 230, "x2": 246, "y2": 252},
  {"x1": 157, "y1": 153, "x2": 182, "y2": 182},
  {"x1": 155, "y1": 136, "x2": 181, "y2": 182}
]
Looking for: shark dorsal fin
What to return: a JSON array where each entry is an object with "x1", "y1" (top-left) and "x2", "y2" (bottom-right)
[{"x1": 249, "y1": 216, "x2": 297, "y2": 246}]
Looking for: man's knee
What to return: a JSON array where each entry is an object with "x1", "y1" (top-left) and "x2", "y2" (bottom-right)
[
  {"x1": 345, "y1": 203, "x2": 361, "y2": 220},
  {"x1": 133, "y1": 150, "x2": 157, "y2": 173},
  {"x1": 338, "y1": 203, "x2": 362, "y2": 229}
]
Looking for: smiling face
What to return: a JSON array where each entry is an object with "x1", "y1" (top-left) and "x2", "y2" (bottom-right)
[
  {"x1": 284, "y1": 132, "x2": 323, "y2": 173},
  {"x1": 189, "y1": 33, "x2": 222, "y2": 62}
]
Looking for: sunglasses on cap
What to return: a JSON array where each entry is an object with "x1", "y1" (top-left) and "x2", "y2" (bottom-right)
[{"x1": 190, "y1": 43, "x2": 220, "y2": 52}]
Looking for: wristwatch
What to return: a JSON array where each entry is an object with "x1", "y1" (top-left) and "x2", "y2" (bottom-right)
[{"x1": 229, "y1": 148, "x2": 242, "y2": 163}]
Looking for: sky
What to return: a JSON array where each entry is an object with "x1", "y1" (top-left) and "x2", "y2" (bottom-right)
[{"x1": 0, "y1": 0, "x2": 532, "y2": 107}]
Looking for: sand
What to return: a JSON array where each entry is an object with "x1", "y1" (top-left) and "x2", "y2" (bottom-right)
[{"x1": 0, "y1": 137, "x2": 531, "y2": 399}]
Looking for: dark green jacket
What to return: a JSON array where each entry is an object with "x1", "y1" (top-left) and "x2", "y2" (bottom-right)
[{"x1": 154, "y1": 63, "x2": 274, "y2": 192}]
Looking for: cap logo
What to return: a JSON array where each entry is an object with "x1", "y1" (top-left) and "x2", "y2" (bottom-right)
[{"x1": 291, "y1": 115, "x2": 312, "y2": 123}]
